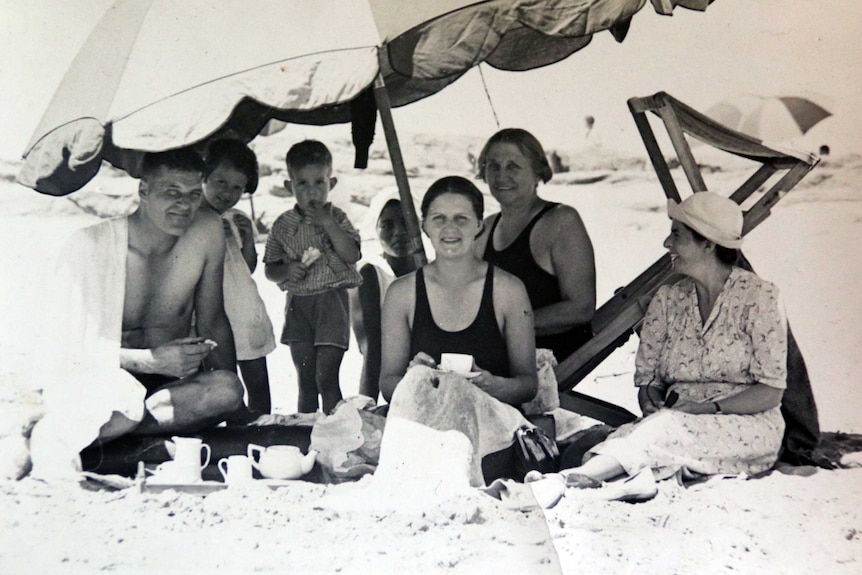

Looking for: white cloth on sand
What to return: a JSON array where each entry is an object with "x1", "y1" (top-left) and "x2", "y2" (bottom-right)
[
  {"x1": 317, "y1": 417, "x2": 475, "y2": 514},
  {"x1": 387, "y1": 365, "x2": 530, "y2": 487},
  {"x1": 29, "y1": 217, "x2": 146, "y2": 480},
  {"x1": 318, "y1": 367, "x2": 530, "y2": 514}
]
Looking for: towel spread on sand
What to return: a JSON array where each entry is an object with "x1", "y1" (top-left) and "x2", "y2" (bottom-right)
[{"x1": 29, "y1": 217, "x2": 146, "y2": 480}]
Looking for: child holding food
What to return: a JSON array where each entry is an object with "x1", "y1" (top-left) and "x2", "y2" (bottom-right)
[{"x1": 264, "y1": 140, "x2": 362, "y2": 414}]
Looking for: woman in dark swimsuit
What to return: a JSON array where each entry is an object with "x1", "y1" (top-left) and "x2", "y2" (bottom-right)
[
  {"x1": 476, "y1": 128, "x2": 596, "y2": 362},
  {"x1": 380, "y1": 176, "x2": 537, "y2": 408}
]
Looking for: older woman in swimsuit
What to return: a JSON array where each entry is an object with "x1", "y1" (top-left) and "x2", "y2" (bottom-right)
[{"x1": 475, "y1": 128, "x2": 596, "y2": 362}]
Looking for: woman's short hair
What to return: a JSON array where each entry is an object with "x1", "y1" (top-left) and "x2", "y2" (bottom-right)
[
  {"x1": 476, "y1": 128, "x2": 553, "y2": 184},
  {"x1": 685, "y1": 223, "x2": 740, "y2": 265},
  {"x1": 204, "y1": 139, "x2": 259, "y2": 194},
  {"x1": 421, "y1": 176, "x2": 484, "y2": 221}
]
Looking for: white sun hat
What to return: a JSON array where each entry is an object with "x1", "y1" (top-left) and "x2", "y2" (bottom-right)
[{"x1": 667, "y1": 192, "x2": 744, "y2": 249}]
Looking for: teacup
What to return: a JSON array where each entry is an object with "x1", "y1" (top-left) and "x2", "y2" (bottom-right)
[
  {"x1": 440, "y1": 353, "x2": 473, "y2": 373},
  {"x1": 218, "y1": 455, "x2": 253, "y2": 484}
]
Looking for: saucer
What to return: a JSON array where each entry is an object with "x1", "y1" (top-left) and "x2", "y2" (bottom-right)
[{"x1": 436, "y1": 369, "x2": 481, "y2": 379}]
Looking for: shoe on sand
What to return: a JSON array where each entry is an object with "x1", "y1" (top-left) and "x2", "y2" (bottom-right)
[
  {"x1": 602, "y1": 468, "x2": 658, "y2": 503},
  {"x1": 523, "y1": 470, "x2": 556, "y2": 484},
  {"x1": 526, "y1": 474, "x2": 566, "y2": 509},
  {"x1": 481, "y1": 478, "x2": 542, "y2": 511}
]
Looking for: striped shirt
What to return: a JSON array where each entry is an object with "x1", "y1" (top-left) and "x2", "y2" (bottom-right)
[{"x1": 263, "y1": 204, "x2": 362, "y2": 295}]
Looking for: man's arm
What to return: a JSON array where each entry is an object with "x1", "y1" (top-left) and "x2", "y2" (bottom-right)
[
  {"x1": 193, "y1": 215, "x2": 237, "y2": 372},
  {"x1": 120, "y1": 338, "x2": 214, "y2": 378}
]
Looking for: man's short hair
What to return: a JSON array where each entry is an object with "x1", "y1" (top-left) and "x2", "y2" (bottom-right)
[
  {"x1": 285, "y1": 140, "x2": 332, "y2": 173},
  {"x1": 204, "y1": 139, "x2": 259, "y2": 194},
  {"x1": 141, "y1": 148, "x2": 206, "y2": 181}
]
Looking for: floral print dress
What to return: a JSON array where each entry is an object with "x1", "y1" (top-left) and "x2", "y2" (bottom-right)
[{"x1": 591, "y1": 267, "x2": 787, "y2": 479}]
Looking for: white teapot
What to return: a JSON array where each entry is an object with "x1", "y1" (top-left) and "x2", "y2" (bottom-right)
[{"x1": 247, "y1": 444, "x2": 317, "y2": 480}]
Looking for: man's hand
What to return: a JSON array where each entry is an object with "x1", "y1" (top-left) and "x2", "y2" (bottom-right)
[{"x1": 150, "y1": 337, "x2": 215, "y2": 378}]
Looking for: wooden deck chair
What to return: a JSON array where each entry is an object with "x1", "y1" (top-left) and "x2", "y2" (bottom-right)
[{"x1": 555, "y1": 91, "x2": 820, "y2": 427}]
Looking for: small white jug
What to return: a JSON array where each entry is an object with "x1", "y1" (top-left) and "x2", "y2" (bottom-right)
[
  {"x1": 218, "y1": 455, "x2": 253, "y2": 484},
  {"x1": 170, "y1": 436, "x2": 211, "y2": 482}
]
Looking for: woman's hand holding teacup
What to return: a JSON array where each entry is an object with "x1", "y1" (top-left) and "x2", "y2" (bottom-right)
[
  {"x1": 467, "y1": 367, "x2": 496, "y2": 394},
  {"x1": 407, "y1": 351, "x2": 437, "y2": 370}
]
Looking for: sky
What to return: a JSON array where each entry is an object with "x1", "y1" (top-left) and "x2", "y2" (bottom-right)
[{"x1": 1, "y1": 0, "x2": 860, "y2": 162}]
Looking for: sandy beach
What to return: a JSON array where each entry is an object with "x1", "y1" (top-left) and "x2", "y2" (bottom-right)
[{"x1": 1, "y1": 132, "x2": 861, "y2": 574}]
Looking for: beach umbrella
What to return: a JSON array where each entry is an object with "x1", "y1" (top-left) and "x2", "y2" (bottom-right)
[
  {"x1": 705, "y1": 95, "x2": 832, "y2": 144},
  {"x1": 18, "y1": 0, "x2": 718, "y2": 263}
]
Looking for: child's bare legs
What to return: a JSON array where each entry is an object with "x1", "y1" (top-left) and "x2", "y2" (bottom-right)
[
  {"x1": 239, "y1": 357, "x2": 271, "y2": 414},
  {"x1": 315, "y1": 345, "x2": 345, "y2": 414},
  {"x1": 290, "y1": 342, "x2": 320, "y2": 413}
]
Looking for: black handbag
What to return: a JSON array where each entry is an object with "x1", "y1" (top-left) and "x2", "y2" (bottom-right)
[{"x1": 513, "y1": 424, "x2": 560, "y2": 476}]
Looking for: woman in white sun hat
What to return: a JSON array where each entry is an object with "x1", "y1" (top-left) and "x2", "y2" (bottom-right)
[{"x1": 530, "y1": 191, "x2": 787, "y2": 500}]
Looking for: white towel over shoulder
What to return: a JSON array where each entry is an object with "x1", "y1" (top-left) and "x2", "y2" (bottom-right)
[{"x1": 30, "y1": 217, "x2": 146, "y2": 480}]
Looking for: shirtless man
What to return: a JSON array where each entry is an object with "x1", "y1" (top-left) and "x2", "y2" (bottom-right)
[{"x1": 100, "y1": 148, "x2": 244, "y2": 440}]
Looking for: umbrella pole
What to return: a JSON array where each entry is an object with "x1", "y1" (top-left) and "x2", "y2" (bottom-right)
[
  {"x1": 248, "y1": 194, "x2": 256, "y2": 224},
  {"x1": 372, "y1": 73, "x2": 427, "y2": 269}
]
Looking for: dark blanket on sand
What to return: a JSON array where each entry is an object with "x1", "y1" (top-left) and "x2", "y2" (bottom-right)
[
  {"x1": 80, "y1": 425, "x2": 322, "y2": 482},
  {"x1": 810, "y1": 432, "x2": 862, "y2": 469},
  {"x1": 736, "y1": 254, "x2": 821, "y2": 464}
]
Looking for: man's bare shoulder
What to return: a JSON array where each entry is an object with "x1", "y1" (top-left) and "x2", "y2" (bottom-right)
[
  {"x1": 179, "y1": 209, "x2": 224, "y2": 246},
  {"x1": 190, "y1": 208, "x2": 223, "y2": 233}
]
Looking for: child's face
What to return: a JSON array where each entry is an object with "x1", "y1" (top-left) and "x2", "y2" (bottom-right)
[
  {"x1": 286, "y1": 163, "x2": 336, "y2": 212},
  {"x1": 204, "y1": 163, "x2": 248, "y2": 214},
  {"x1": 377, "y1": 201, "x2": 410, "y2": 258}
]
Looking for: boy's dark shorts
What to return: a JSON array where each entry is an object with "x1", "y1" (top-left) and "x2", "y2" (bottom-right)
[{"x1": 281, "y1": 289, "x2": 350, "y2": 350}]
